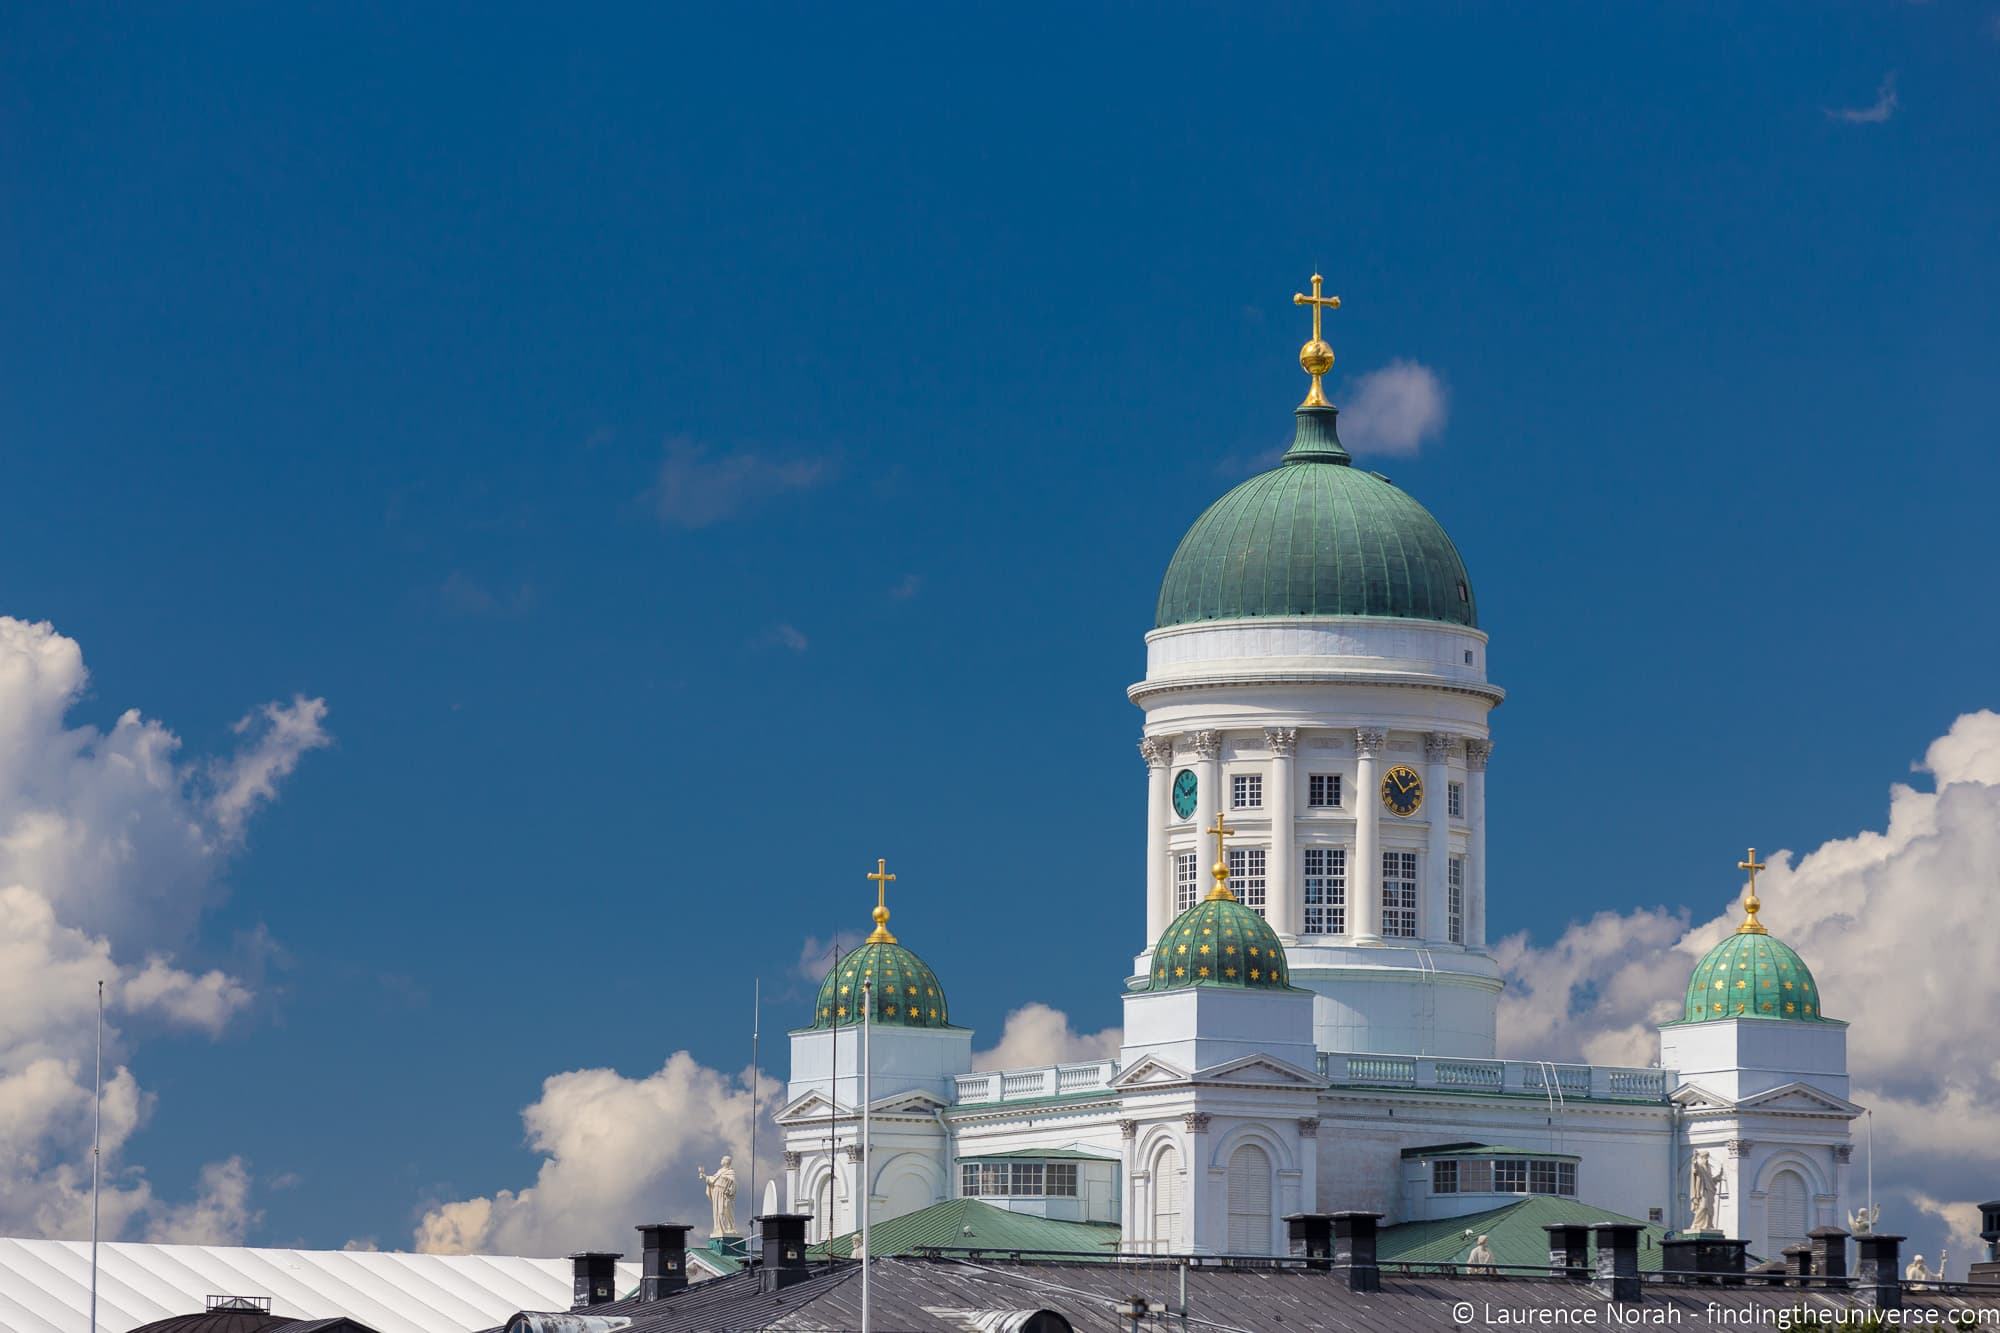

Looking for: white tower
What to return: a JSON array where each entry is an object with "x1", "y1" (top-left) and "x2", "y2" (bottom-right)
[{"x1": 1133, "y1": 275, "x2": 1503, "y2": 1058}]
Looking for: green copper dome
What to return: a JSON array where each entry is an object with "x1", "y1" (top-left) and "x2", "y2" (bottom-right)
[
  {"x1": 1679, "y1": 930, "x2": 1829, "y2": 1024},
  {"x1": 1146, "y1": 892, "x2": 1293, "y2": 992},
  {"x1": 1155, "y1": 406, "x2": 1476, "y2": 630},
  {"x1": 812, "y1": 923, "x2": 952, "y2": 1030}
]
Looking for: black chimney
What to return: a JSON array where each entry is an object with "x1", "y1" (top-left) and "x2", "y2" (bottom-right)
[
  {"x1": 1660, "y1": 1238, "x2": 1701, "y2": 1281},
  {"x1": 1698, "y1": 1237, "x2": 1749, "y2": 1283},
  {"x1": 1973, "y1": 1200, "x2": 2000, "y2": 1282},
  {"x1": 1593, "y1": 1224, "x2": 1641, "y2": 1304},
  {"x1": 568, "y1": 1252, "x2": 622, "y2": 1310},
  {"x1": 1285, "y1": 1214, "x2": 1335, "y2": 1269},
  {"x1": 757, "y1": 1213, "x2": 812, "y2": 1293},
  {"x1": 635, "y1": 1224, "x2": 692, "y2": 1301},
  {"x1": 1782, "y1": 1244, "x2": 1816, "y2": 1287},
  {"x1": 1329, "y1": 1212, "x2": 1382, "y2": 1293},
  {"x1": 1544, "y1": 1224, "x2": 1590, "y2": 1281},
  {"x1": 1854, "y1": 1233, "x2": 1905, "y2": 1310},
  {"x1": 1809, "y1": 1227, "x2": 1850, "y2": 1287}
]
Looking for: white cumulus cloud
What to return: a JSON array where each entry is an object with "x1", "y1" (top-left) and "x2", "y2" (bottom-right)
[
  {"x1": 972, "y1": 1004, "x2": 1122, "y2": 1072},
  {"x1": 1496, "y1": 710, "x2": 2000, "y2": 1277},
  {"x1": 1338, "y1": 361, "x2": 1449, "y2": 456},
  {"x1": 0, "y1": 615, "x2": 326, "y2": 1243}
]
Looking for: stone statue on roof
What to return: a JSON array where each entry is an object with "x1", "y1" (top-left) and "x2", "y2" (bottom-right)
[
  {"x1": 1688, "y1": 1150, "x2": 1725, "y2": 1234},
  {"x1": 698, "y1": 1156, "x2": 739, "y2": 1237}
]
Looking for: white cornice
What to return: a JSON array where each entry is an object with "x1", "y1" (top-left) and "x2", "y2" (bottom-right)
[{"x1": 1129, "y1": 670, "x2": 1507, "y2": 706}]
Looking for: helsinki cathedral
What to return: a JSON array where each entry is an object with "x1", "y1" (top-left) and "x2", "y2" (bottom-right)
[{"x1": 775, "y1": 276, "x2": 1862, "y2": 1261}]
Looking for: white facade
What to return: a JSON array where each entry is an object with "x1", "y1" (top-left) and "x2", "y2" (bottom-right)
[{"x1": 777, "y1": 538, "x2": 1859, "y2": 1256}]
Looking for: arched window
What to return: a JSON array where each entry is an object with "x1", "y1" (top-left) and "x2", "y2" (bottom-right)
[
  {"x1": 1766, "y1": 1169, "x2": 1808, "y2": 1257},
  {"x1": 1226, "y1": 1142, "x2": 1273, "y2": 1255},
  {"x1": 1150, "y1": 1145, "x2": 1181, "y2": 1253},
  {"x1": 814, "y1": 1175, "x2": 835, "y2": 1242}
]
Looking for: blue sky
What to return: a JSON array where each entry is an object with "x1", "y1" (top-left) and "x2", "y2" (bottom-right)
[{"x1": 3, "y1": 3, "x2": 1997, "y2": 1252}]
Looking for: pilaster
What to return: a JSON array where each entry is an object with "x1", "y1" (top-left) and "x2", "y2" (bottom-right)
[
  {"x1": 1352, "y1": 728, "x2": 1387, "y2": 942},
  {"x1": 1464, "y1": 739, "x2": 1491, "y2": 949},
  {"x1": 1140, "y1": 735, "x2": 1177, "y2": 940},
  {"x1": 1266, "y1": 727, "x2": 1300, "y2": 938},
  {"x1": 1424, "y1": 733, "x2": 1454, "y2": 945}
]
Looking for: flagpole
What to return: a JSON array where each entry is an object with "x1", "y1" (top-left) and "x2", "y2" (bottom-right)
[
  {"x1": 90, "y1": 978, "x2": 103, "y2": 1333},
  {"x1": 749, "y1": 977, "x2": 760, "y2": 1234},
  {"x1": 860, "y1": 978, "x2": 872, "y2": 1333},
  {"x1": 826, "y1": 936, "x2": 839, "y2": 1242}
]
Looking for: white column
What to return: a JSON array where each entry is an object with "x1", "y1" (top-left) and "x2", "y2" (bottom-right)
[
  {"x1": 1183, "y1": 1112, "x2": 1214, "y2": 1254},
  {"x1": 1424, "y1": 733, "x2": 1453, "y2": 944},
  {"x1": 1140, "y1": 736, "x2": 1176, "y2": 940},
  {"x1": 1353, "y1": 728, "x2": 1386, "y2": 942},
  {"x1": 1265, "y1": 727, "x2": 1299, "y2": 938},
  {"x1": 1190, "y1": 730, "x2": 1223, "y2": 882},
  {"x1": 1466, "y1": 739, "x2": 1491, "y2": 949}
]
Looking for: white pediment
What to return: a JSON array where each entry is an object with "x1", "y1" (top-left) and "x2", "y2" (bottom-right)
[
  {"x1": 1193, "y1": 1053, "x2": 1324, "y2": 1087},
  {"x1": 1669, "y1": 1082, "x2": 1733, "y2": 1112},
  {"x1": 776, "y1": 1090, "x2": 844, "y2": 1124},
  {"x1": 873, "y1": 1090, "x2": 951, "y2": 1116},
  {"x1": 1108, "y1": 1055, "x2": 1191, "y2": 1089},
  {"x1": 1736, "y1": 1082, "x2": 1862, "y2": 1116}
]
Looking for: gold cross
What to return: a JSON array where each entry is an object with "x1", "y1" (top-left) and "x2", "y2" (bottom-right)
[
  {"x1": 1292, "y1": 272, "x2": 1341, "y2": 408},
  {"x1": 1735, "y1": 847, "x2": 1767, "y2": 935},
  {"x1": 1205, "y1": 809, "x2": 1237, "y2": 902},
  {"x1": 866, "y1": 857, "x2": 898, "y2": 943}
]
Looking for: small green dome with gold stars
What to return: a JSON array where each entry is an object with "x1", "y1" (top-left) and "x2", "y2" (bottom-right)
[
  {"x1": 1146, "y1": 894, "x2": 1293, "y2": 992},
  {"x1": 1672, "y1": 849, "x2": 1832, "y2": 1025},
  {"x1": 811, "y1": 858, "x2": 953, "y2": 1029}
]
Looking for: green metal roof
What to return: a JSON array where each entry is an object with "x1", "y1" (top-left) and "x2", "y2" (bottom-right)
[
  {"x1": 810, "y1": 1198, "x2": 1122, "y2": 1259},
  {"x1": 812, "y1": 937, "x2": 952, "y2": 1030},
  {"x1": 1399, "y1": 1143, "x2": 1582, "y2": 1162},
  {"x1": 1674, "y1": 929, "x2": 1830, "y2": 1025},
  {"x1": 1155, "y1": 406, "x2": 1476, "y2": 630},
  {"x1": 960, "y1": 1148, "x2": 1120, "y2": 1161},
  {"x1": 1146, "y1": 893, "x2": 1294, "y2": 991},
  {"x1": 1379, "y1": 1197, "x2": 1670, "y2": 1273}
]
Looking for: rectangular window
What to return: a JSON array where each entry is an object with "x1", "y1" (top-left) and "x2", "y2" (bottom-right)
[
  {"x1": 1303, "y1": 848, "x2": 1347, "y2": 934},
  {"x1": 1494, "y1": 1160, "x2": 1528, "y2": 1194},
  {"x1": 1308, "y1": 773, "x2": 1342, "y2": 808},
  {"x1": 1530, "y1": 1160, "x2": 1559, "y2": 1195},
  {"x1": 978, "y1": 1163, "x2": 1010, "y2": 1196},
  {"x1": 1228, "y1": 847, "x2": 1267, "y2": 914},
  {"x1": 1382, "y1": 851, "x2": 1419, "y2": 938},
  {"x1": 1010, "y1": 1162, "x2": 1044, "y2": 1196},
  {"x1": 1459, "y1": 1159, "x2": 1492, "y2": 1192},
  {"x1": 1448, "y1": 781, "x2": 1465, "y2": 820},
  {"x1": 1231, "y1": 773, "x2": 1262, "y2": 809},
  {"x1": 1046, "y1": 1163, "x2": 1079, "y2": 1197},
  {"x1": 962, "y1": 1163, "x2": 980, "y2": 1196},
  {"x1": 1448, "y1": 856, "x2": 1466, "y2": 945},
  {"x1": 1174, "y1": 852, "x2": 1199, "y2": 913},
  {"x1": 1432, "y1": 1160, "x2": 1458, "y2": 1194},
  {"x1": 1559, "y1": 1163, "x2": 1577, "y2": 1197}
]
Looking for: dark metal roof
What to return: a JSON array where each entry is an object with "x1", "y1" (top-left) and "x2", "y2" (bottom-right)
[
  {"x1": 129, "y1": 1316, "x2": 377, "y2": 1333},
  {"x1": 496, "y1": 1255, "x2": 2000, "y2": 1333}
]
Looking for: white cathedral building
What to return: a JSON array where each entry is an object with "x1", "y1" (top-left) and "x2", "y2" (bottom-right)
[{"x1": 774, "y1": 282, "x2": 1861, "y2": 1263}]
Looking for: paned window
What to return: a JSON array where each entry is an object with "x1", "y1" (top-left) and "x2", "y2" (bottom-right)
[
  {"x1": 1010, "y1": 1162, "x2": 1044, "y2": 1196},
  {"x1": 1530, "y1": 1160, "x2": 1560, "y2": 1195},
  {"x1": 1458, "y1": 1159, "x2": 1493, "y2": 1192},
  {"x1": 1558, "y1": 1162, "x2": 1577, "y2": 1196},
  {"x1": 1448, "y1": 781, "x2": 1465, "y2": 819},
  {"x1": 1432, "y1": 1160, "x2": 1459, "y2": 1194},
  {"x1": 1382, "y1": 851, "x2": 1419, "y2": 937},
  {"x1": 962, "y1": 1163, "x2": 979, "y2": 1197},
  {"x1": 1494, "y1": 1160, "x2": 1528, "y2": 1193},
  {"x1": 1232, "y1": 773, "x2": 1263, "y2": 809},
  {"x1": 1303, "y1": 848, "x2": 1347, "y2": 934},
  {"x1": 1228, "y1": 847, "x2": 1267, "y2": 914},
  {"x1": 1174, "y1": 852, "x2": 1199, "y2": 913},
  {"x1": 1308, "y1": 773, "x2": 1342, "y2": 808},
  {"x1": 1448, "y1": 856, "x2": 1466, "y2": 945},
  {"x1": 1046, "y1": 1163, "x2": 1079, "y2": 1197}
]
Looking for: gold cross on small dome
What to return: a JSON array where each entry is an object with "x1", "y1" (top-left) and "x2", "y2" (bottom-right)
[
  {"x1": 1292, "y1": 272, "x2": 1342, "y2": 408},
  {"x1": 1205, "y1": 809, "x2": 1238, "y2": 902},
  {"x1": 866, "y1": 856, "x2": 898, "y2": 943},
  {"x1": 1735, "y1": 847, "x2": 1768, "y2": 935}
]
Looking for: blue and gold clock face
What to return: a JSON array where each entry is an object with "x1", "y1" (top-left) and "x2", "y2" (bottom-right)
[
  {"x1": 1381, "y1": 764, "x2": 1424, "y2": 817},
  {"x1": 1172, "y1": 769, "x2": 1198, "y2": 820}
]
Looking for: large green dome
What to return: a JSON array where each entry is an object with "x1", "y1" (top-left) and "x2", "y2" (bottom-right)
[
  {"x1": 813, "y1": 938, "x2": 951, "y2": 1029},
  {"x1": 1679, "y1": 930, "x2": 1829, "y2": 1024},
  {"x1": 1155, "y1": 406, "x2": 1476, "y2": 630},
  {"x1": 1147, "y1": 892, "x2": 1293, "y2": 992}
]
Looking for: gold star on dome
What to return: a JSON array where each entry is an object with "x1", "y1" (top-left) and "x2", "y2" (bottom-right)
[
  {"x1": 840, "y1": 985, "x2": 850, "y2": 996},
  {"x1": 1785, "y1": 1003, "x2": 1797, "y2": 1014},
  {"x1": 1224, "y1": 945, "x2": 1237, "y2": 955},
  {"x1": 929, "y1": 1008, "x2": 939, "y2": 1019},
  {"x1": 1713, "y1": 980, "x2": 1725, "y2": 990},
  {"x1": 1199, "y1": 944, "x2": 1211, "y2": 955},
  {"x1": 1198, "y1": 966, "x2": 1210, "y2": 978},
  {"x1": 1174, "y1": 966, "x2": 1186, "y2": 978},
  {"x1": 837, "y1": 1006, "x2": 849, "y2": 1018},
  {"x1": 1224, "y1": 968, "x2": 1237, "y2": 979},
  {"x1": 1176, "y1": 943, "x2": 1188, "y2": 955},
  {"x1": 1735, "y1": 980, "x2": 1747, "y2": 990},
  {"x1": 1249, "y1": 947, "x2": 1260, "y2": 957},
  {"x1": 1250, "y1": 968, "x2": 1262, "y2": 981}
]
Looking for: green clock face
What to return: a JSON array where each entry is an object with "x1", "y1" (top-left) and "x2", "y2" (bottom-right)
[
  {"x1": 1381, "y1": 764, "x2": 1424, "y2": 817},
  {"x1": 1171, "y1": 769, "x2": 1198, "y2": 819}
]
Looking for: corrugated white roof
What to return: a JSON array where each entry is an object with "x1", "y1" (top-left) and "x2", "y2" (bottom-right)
[{"x1": 0, "y1": 1239, "x2": 641, "y2": 1333}]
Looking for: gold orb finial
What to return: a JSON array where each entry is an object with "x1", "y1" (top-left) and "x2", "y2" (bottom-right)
[
  {"x1": 1204, "y1": 809, "x2": 1238, "y2": 902},
  {"x1": 1292, "y1": 272, "x2": 1342, "y2": 408},
  {"x1": 866, "y1": 857, "x2": 899, "y2": 943},
  {"x1": 1735, "y1": 848, "x2": 1768, "y2": 935}
]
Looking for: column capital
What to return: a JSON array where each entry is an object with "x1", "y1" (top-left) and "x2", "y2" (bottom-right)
[
  {"x1": 1424, "y1": 732, "x2": 1455, "y2": 763},
  {"x1": 1118, "y1": 1119, "x2": 1139, "y2": 1140},
  {"x1": 843, "y1": 1144, "x2": 865, "y2": 1163},
  {"x1": 1834, "y1": 1144, "x2": 1854, "y2": 1164},
  {"x1": 1182, "y1": 1112, "x2": 1212, "y2": 1133},
  {"x1": 1264, "y1": 726, "x2": 1299, "y2": 757},
  {"x1": 1188, "y1": 730, "x2": 1224, "y2": 761},
  {"x1": 783, "y1": 1150, "x2": 803, "y2": 1168},
  {"x1": 1355, "y1": 727, "x2": 1388, "y2": 757},
  {"x1": 1464, "y1": 738, "x2": 1494, "y2": 771},
  {"x1": 1297, "y1": 1117, "x2": 1321, "y2": 1139},
  {"x1": 1138, "y1": 735, "x2": 1177, "y2": 769},
  {"x1": 1727, "y1": 1139, "x2": 1753, "y2": 1158}
]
